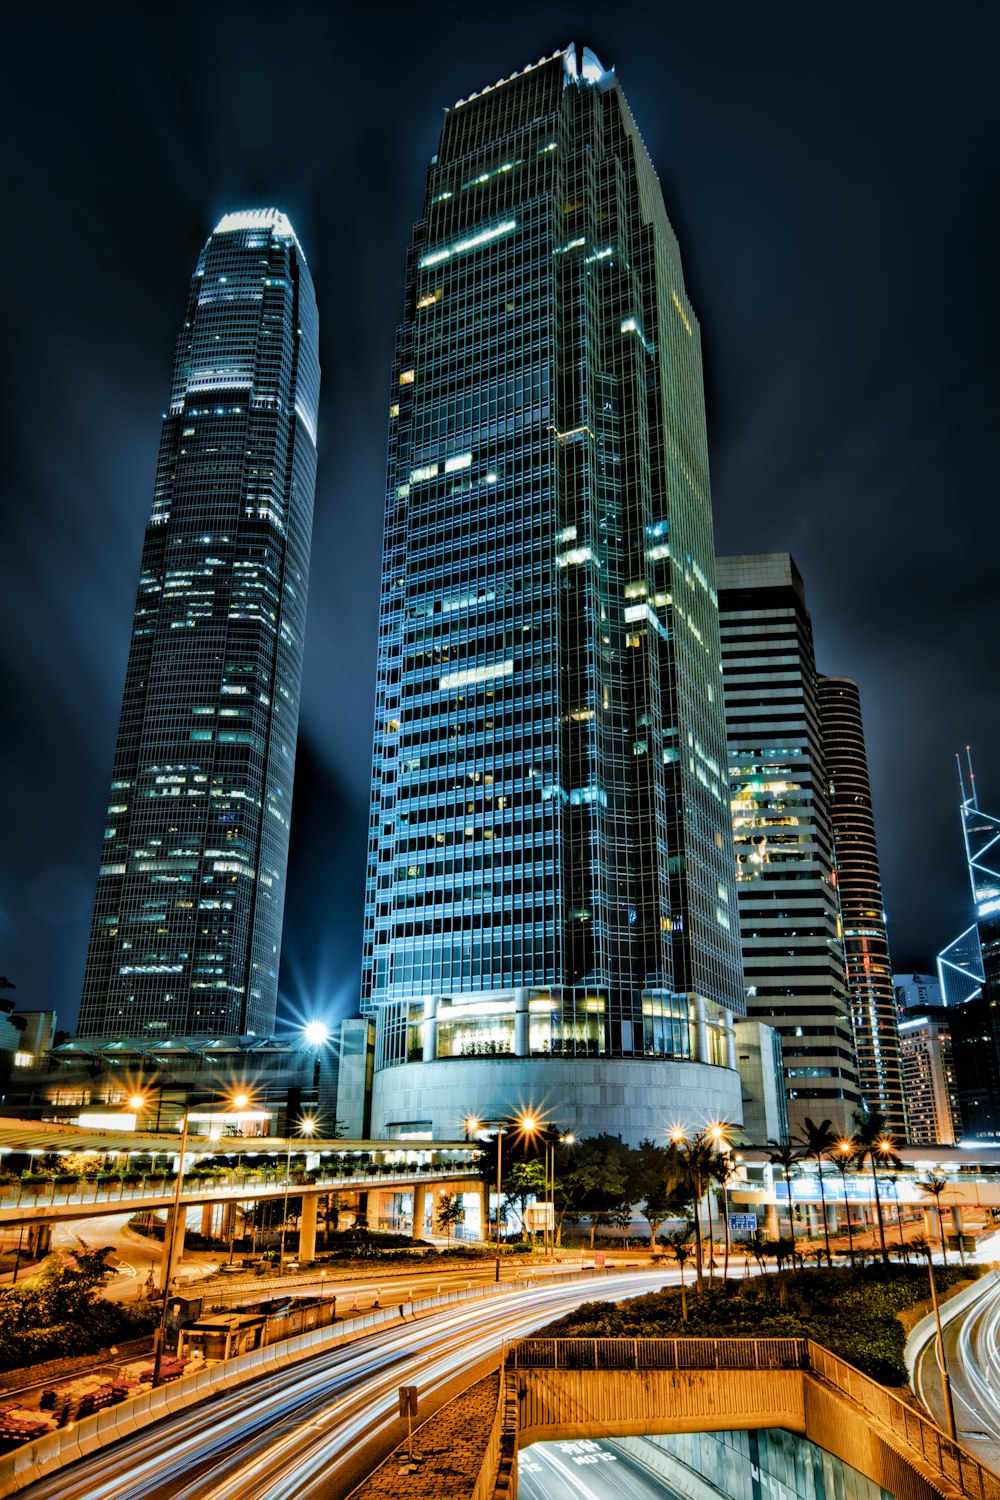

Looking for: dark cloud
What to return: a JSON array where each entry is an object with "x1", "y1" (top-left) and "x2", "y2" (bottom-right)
[{"x1": 1, "y1": 1, "x2": 997, "y2": 1028}]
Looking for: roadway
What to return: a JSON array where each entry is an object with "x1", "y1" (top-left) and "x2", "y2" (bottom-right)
[
  {"x1": 16, "y1": 1270, "x2": 666, "y2": 1500},
  {"x1": 913, "y1": 1274, "x2": 1000, "y2": 1472},
  {"x1": 520, "y1": 1439, "x2": 687, "y2": 1500}
]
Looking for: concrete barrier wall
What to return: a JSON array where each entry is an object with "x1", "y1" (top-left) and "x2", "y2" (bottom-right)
[{"x1": 516, "y1": 1368, "x2": 807, "y2": 1446}]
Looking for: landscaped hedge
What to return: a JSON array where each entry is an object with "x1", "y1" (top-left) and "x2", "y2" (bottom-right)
[{"x1": 536, "y1": 1264, "x2": 979, "y2": 1386}]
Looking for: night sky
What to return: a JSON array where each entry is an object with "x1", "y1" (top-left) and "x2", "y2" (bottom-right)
[{"x1": 2, "y1": 2, "x2": 997, "y2": 1036}]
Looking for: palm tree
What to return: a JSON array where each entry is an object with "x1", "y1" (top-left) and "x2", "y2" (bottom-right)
[
  {"x1": 666, "y1": 1227, "x2": 693, "y2": 1320},
  {"x1": 916, "y1": 1169, "x2": 951, "y2": 1266},
  {"x1": 797, "y1": 1117, "x2": 837, "y2": 1268},
  {"x1": 882, "y1": 1169, "x2": 907, "y2": 1260},
  {"x1": 767, "y1": 1137, "x2": 803, "y2": 1249},
  {"x1": 851, "y1": 1110, "x2": 902, "y2": 1266},
  {"x1": 666, "y1": 1132, "x2": 717, "y2": 1294},
  {"x1": 830, "y1": 1138, "x2": 858, "y2": 1263},
  {"x1": 715, "y1": 1152, "x2": 742, "y2": 1281}
]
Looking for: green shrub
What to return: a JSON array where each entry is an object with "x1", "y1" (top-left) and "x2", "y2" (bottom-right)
[{"x1": 536, "y1": 1265, "x2": 979, "y2": 1386}]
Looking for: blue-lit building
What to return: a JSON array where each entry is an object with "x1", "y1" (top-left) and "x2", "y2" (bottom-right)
[
  {"x1": 78, "y1": 210, "x2": 320, "y2": 1040},
  {"x1": 936, "y1": 756, "x2": 1000, "y2": 1137},
  {"x1": 361, "y1": 46, "x2": 746, "y2": 1144}
]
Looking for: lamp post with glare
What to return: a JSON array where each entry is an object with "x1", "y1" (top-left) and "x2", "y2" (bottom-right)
[
  {"x1": 152, "y1": 1087, "x2": 250, "y2": 1387},
  {"x1": 470, "y1": 1116, "x2": 548, "y2": 1278}
]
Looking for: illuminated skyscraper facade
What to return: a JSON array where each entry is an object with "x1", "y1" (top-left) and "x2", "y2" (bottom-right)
[
  {"x1": 935, "y1": 756, "x2": 1000, "y2": 1137},
  {"x1": 817, "y1": 676, "x2": 905, "y2": 1136},
  {"x1": 79, "y1": 210, "x2": 320, "y2": 1040},
  {"x1": 362, "y1": 46, "x2": 745, "y2": 1143},
  {"x1": 718, "y1": 555, "x2": 859, "y2": 1137}
]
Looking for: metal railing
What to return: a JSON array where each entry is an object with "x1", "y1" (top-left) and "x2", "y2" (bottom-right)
[
  {"x1": 807, "y1": 1341, "x2": 1000, "y2": 1500},
  {"x1": 507, "y1": 1336, "x2": 1000, "y2": 1500},
  {"x1": 0, "y1": 1165, "x2": 474, "y2": 1216},
  {"x1": 508, "y1": 1337, "x2": 809, "y2": 1370}
]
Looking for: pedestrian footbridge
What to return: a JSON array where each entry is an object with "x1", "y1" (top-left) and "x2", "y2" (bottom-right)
[{"x1": 503, "y1": 1338, "x2": 999, "y2": 1500}]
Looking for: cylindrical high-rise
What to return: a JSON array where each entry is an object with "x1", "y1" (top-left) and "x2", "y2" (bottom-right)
[
  {"x1": 79, "y1": 210, "x2": 320, "y2": 1039},
  {"x1": 817, "y1": 676, "x2": 906, "y2": 1136},
  {"x1": 362, "y1": 46, "x2": 745, "y2": 1143}
]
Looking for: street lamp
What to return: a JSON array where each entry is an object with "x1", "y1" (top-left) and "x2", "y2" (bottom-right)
[
  {"x1": 550, "y1": 1133, "x2": 574, "y2": 1253},
  {"x1": 466, "y1": 1115, "x2": 532, "y2": 1281},
  {"x1": 152, "y1": 1086, "x2": 251, "y2": 1386},
  {"x1": 279, "y1": 1115, "x2": 318, "y2": 1275}
]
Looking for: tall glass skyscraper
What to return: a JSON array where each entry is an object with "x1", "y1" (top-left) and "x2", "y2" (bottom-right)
[
  {"x1": 817, "y1": 676, "x2": 905, "y2": 1136},
  {"x1": 362, "y1": 46, "x2": 745, "y2": 1143},
  {"x1": 78, "y1": 210, "x2": 320, "y2": 1040}
]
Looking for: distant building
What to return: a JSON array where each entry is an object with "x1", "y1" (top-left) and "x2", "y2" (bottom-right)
[
  {"x1": 817, "y1": 676, "x2": 905, "y2": 1136},
  {"x1": 734, "y1": 1020, "x2": 788, "y2": 1145},
  {"x1": 937, "y1": 929, "x2": 984, "y2": 1008},
  {"x1": 78, "y1": 210, "x2": 320, "y2": 1041},
  {"x1": 7, "y1": 1035, "x2": 337, "y2": 1137},
  {"x1": 897, "y1": 1011, "x2": 961, "y2": 1144},
  {"x1": 894, "y1": 973, "x2": 942, "y2": 1013},
  {"x1": 361, "y1": 45, "x2": 746, "y2": 1145},
  {"x1": 718, "y1": 554, "x2": 859, "y2": 1137}
]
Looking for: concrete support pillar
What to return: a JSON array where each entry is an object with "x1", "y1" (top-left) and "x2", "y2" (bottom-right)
[
  {"x1": 423, "y1": 995, "x2": 438, "y2": 1063},
  {"x1": 479, "y1": 1180, "x2": 489, "y2": 1243},
  {"x1": 412, "y1": 1182, "x2": 427, "y2": 1240},
  {"x1": 764, "y1": 1203, "x2": 780, "y2": 1240},
  {"x1": 695, "y1": 996, "x2": 709, "y2": 1064},
  {"x1": 723, "y1": 1009, "x2": 737, "y2": 1071},
  {"x1": 951, "y1": 1205, "x2": 963, "y2": 1247},
  {"x1": 200, "y1": 1204, "x2": 215, "y2": 1237},
  {"x1": 159, "y1": 1205, "x2": 186, "y2": 1291},
  {"x1": 220, "y1": 1201, "x2": 235, "y2": 1241},
  {"x1": 34, "y1": 1224, "x2": 51, "y2": 1256},
  {"x1": 514, "y1": 988, "x2": 529, "y2": 1057},
  {"x1": 827, "y1": 1204, "x2": 839, "y2": 1233},
  {"x1": 299, "y1": 1195, "x2": 318, "y2": 1264}
]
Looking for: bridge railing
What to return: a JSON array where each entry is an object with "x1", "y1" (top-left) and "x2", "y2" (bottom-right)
[
  {"x1": 807, "y1": 1340, "x2": 1000, "y2": 1500},
  {"x1": 507, "y1": 1337, "x2": 809, "y2": 1370},
  {"x1": 0, "y1": 1165, "x2": 475, "y2": 1216},
  {"x1": 508, "y1": 1337, "x2": 1000, "y2": 1500}
]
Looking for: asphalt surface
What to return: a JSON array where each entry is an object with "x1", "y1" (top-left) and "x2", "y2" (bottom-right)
[{"x1": 520, "y1": 1440, "x2": 687, "y2": 1500}]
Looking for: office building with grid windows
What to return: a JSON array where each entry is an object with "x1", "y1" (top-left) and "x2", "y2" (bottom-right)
[
  {"x1": 78, "y1": 210, "x2": 320, "y2": 1040},
  {"x1": 361, "y1": 46, "x2": 747, "y2": 1144},
  {"x1": 718, "y1": 554, "x2": 860, "y2": 1137}
]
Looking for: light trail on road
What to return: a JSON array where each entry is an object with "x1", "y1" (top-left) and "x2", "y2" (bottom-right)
[
  {"x1": 17, "y1": 1271, "x2": 664, "y2": 1500},
  {"x1": 913, "y1": 1275, "x2": 1000, "y2": 1472}
]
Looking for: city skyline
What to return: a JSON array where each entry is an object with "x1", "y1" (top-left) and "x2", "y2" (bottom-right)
[{"x1": 1, "y1": 4, "x2": 997, "y2": 1035}]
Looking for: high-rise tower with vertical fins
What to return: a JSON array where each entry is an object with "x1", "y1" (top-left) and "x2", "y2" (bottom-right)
[
  {"x1": 817, "y1": 675, "x2": 905, "y2": 1136},
  {"x1": 362, "y1": 46, "x2": 745, "y2": 1142},
  {"x1": 78, "y1": 210, "x2": 320, "y2": 1040}
]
